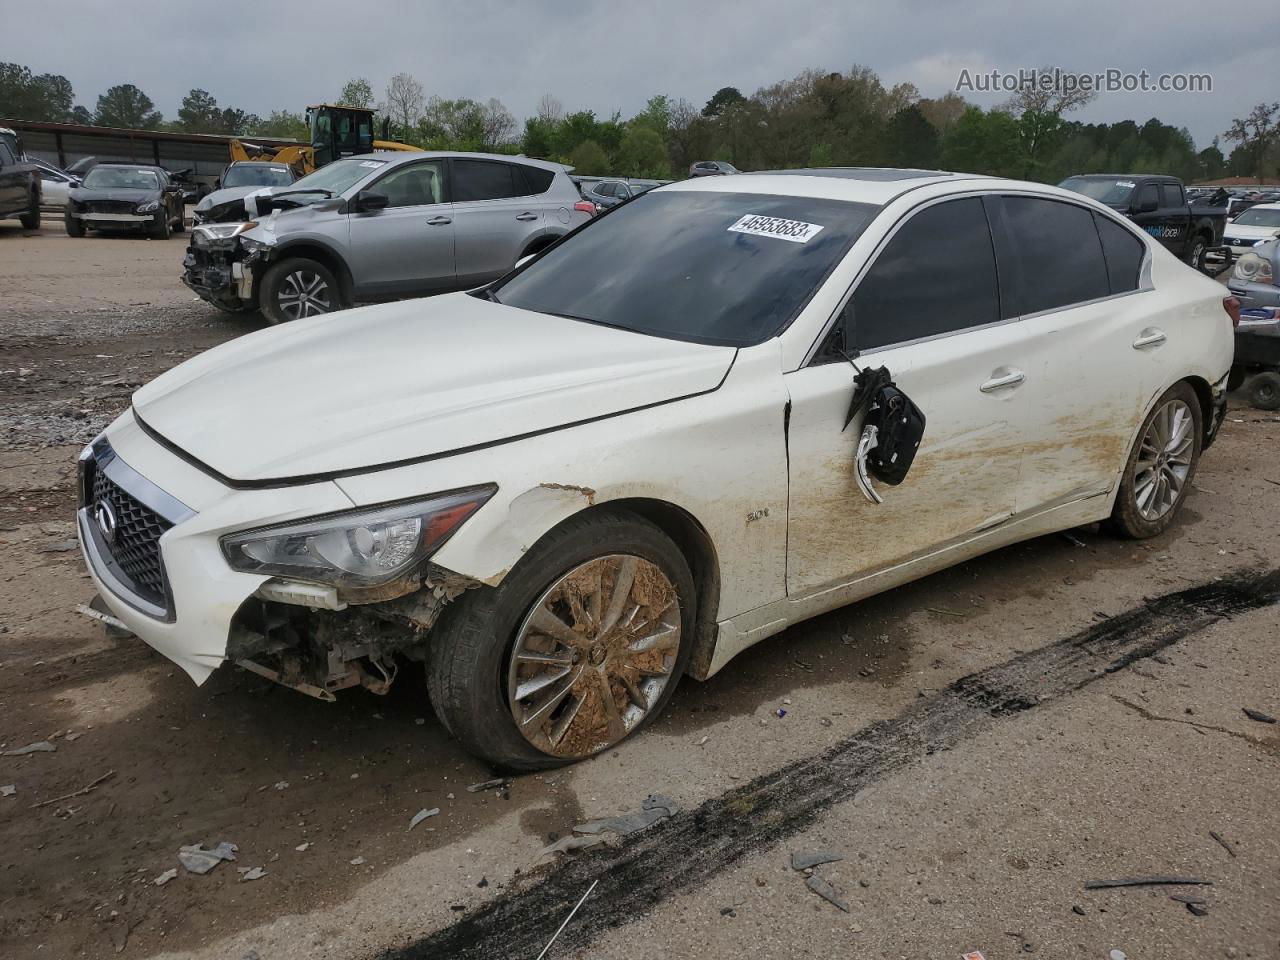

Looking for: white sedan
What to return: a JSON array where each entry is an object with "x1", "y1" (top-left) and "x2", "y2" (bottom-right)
[{"x1": 78, "y1": 169, "x2": 1235, "y2": 768}]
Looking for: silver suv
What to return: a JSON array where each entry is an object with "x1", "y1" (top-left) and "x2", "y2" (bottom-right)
[{"x1": 182, "y1": 152, "x2": 592, "y2": 323}]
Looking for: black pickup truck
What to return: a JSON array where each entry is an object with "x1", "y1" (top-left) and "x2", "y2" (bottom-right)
[
  {"x1": 0, "y1": 127, "x2": 42, "y2": 230},
  {"x1": 1058, "y1": 174, "x2": 1225, "y2": 272}
]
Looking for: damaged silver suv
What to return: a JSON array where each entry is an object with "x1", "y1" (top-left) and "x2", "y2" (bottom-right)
[{"x1": 182, "y1": 151, "x2": 591, "y2": 323}]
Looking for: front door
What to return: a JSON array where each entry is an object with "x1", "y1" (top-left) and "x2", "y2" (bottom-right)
[
  {"x1": 785, "y1": 196, "x2": 1028, "y2": 595},
  {"x1": 346, "y1": 159, "x2": 455, "y2": 298}
]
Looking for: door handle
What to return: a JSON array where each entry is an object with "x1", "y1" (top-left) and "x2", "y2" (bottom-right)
[
  {"x1": 1132, "y1": 328, "x2": 1167, "y2": 349},
  {"x1": 514, "y1": 212, "x2": 538, "y2": 221},
  {"x1": 979, "y1": 369, "x2": 1026, "y2": 393},
  {"x1": 426, "y1": 216, "x2": 451, "y2": 226}
]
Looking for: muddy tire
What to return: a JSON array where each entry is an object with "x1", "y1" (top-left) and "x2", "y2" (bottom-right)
[
  {"x1": 1107, "y1": 382, "x2": 1202, "y2": 540},
  {"x1": 19, "y1": 196, "x2": 40, "y2": 230},
  {"x1": 1246, "y1": 371, "x2": 1280, "y2": 411},
  {"x1": 426, "y1": 509, "x2": 696, "y2": 771},
  {"x1": 64, "y1": 214, "x2": 85, "y2": 237},
  {"x1": 1184, "y1": 234, "x2": 1209, "y2": 273},
  {"x1": 259, "y1": 257, "x2": 340, "y2": 324}
]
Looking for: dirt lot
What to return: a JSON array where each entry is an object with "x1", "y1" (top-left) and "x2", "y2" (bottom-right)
[{"x1": 1, "y1": 220, "x2": 1278, "y2": 960}]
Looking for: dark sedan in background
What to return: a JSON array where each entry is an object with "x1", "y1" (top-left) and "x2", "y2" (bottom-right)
[{"x1": 65, "y1": 163, "x2": 186, "y2": 239}]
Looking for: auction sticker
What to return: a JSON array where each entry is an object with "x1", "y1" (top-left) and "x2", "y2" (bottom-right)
[{"x1": 728, "y1": 213, "x2": 824, "y2": 243}]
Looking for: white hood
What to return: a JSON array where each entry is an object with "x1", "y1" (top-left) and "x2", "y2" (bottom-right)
[
  {"x1": 1225, "y1": 223, "x2": 1280, "y2": 242},
  {"x1": 132, "y1": 293, "x2": 736, "y2": 484}
]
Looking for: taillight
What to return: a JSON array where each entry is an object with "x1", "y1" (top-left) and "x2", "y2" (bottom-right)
[
  {"x1": 1223, "y1": 295, "x2": 1241, "y2": 329},
  {"x1": 573, "y1": 200, "x2": 595, "y2": 217}
]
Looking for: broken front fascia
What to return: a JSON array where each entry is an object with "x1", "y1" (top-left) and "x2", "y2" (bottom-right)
[
  {"x1": 182, "y1": 230, "x2": 268, "y2": 309},
  {"x1": 227, "y1": 564, "x2": 480, "y2": 702}
]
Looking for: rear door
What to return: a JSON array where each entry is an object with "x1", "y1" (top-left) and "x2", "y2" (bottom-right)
[
  {"x1": 990, "y1": 195, "x2": 1151, "y2": 512},
  {"x1": 449, "y1": 158, "x2": 544, "y2": 286},
  {"x1": 0, "y1": 141, "x2": 23, "y2": 213},
  {"x1": 785, "y1": 195, "x2": 1028, "y2": 594},
  {"x1": 346, "y1": 159, "x2": 454, "y2": 297}
]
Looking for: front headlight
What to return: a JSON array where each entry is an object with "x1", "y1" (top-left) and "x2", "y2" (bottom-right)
[
  {"x1": 1233, "y1": 252, "x2": 1274, "y2": 285},
  {"x1": 193, "y1": 221, "x2": 259, "y2": 241},
  {"x1": 221, "y1": 486, "x2": 496, "y2": 587},
  {"x1": 136, "y1": 200, "x2": 160, "y2": 213}
]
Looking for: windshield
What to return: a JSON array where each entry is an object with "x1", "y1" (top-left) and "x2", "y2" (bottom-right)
[
  {"x1": 492, "y1": 191, "x2": 878, "y2": 346},
  {"x1": 83, "y1": 167, "x2": 160, "y2": 190},
  {"x1": 223, "y1": 165, "x2": 294, "y2": 188},
  {"x1": 1232, "y1": 207, "x2": 1280, "y2": 228},
  {"x1": 287, "y1": 158, "x2": 386, "y2": 197},
  {"x1": 1059, "y1": 177, "x2": 1136, "y2": 205}
]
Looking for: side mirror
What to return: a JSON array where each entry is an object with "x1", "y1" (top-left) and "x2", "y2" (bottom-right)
[
  {"x1": 354, "y1": 191, "x2": 389, "y2": 212},
  {"x1": 213, "y1": 179, "x2": 221, "y2": 189},
  {"x1": 1135, "y1": 199, "x2": 1158, "y2": 214}
]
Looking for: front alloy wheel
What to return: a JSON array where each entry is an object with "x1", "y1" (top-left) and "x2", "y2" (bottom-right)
[
  {"x1": 276, "y1": 269, "x2": 331, "y2": 319},
  {"x1": 425, "y1": 509, "x2": 695, "y2": 770},
  {"x1": 507, "y1": 555, "x2": 681, "y2": 758}
]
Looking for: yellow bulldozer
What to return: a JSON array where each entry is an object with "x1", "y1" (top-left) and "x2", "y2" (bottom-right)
[{"x1": 229, "y1": 104, "x2": 419, "y2": 176}]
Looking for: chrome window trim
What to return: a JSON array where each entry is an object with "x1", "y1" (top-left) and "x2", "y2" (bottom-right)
[{"x1": 801, "y1": 188, "x2": 1155, "y2": 368}]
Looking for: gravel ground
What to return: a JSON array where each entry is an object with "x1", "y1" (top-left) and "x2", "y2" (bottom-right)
[{"x1": 0, "y1": 223, "x2": 1277, "y2": 960}]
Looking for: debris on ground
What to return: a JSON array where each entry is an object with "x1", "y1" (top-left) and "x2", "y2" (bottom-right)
[
  {"x1": 295, "y1": 843, "x2": 310, "y2": 852},
  {"x1": 350, "y1": 856, "x2": 367, "y2": 865},
  {"x1": 1084, "y1": 875, "x2": 1211, "y2": 890},
  {"x1": 1071, "y1": 905, "x2": 1086, "y2": 916},
  {"x1": 790, "y1": 850, "x2": 843, "y2": 871},
  {"x1": 238, "y1": 866, "x2": 267, "y2": 882},
  {"x1": 30, "y1": 769, "x2": 115, "y2": 808},
  {"x1": 1208, "y1": 831, "x2": 1237, "y2": 858},
  {"x1": 574, "y1": 794, "x2": 679, "y2": 837},
  {"x1": 804, "y1": 873, "x2": 850, "y2": 912},
  {"x1": 273, "y1": 781, "x2": 289, "y2": 790},
  {"x1": 534, "y1": 879, "x2": 598, "y2": 960},
  {"x1": 962, "y1": 952, "x2": 987, "y2": 960},
  {"x1": 409, "y1": 807, "x2": 440, "y2": 831},
  {"x1": 1242, "y1": 707, "x2": 1277, "y2": 724},
  {"x1": 1, "y1": 740, "x2": 56, "y2": 756},
  {"x1": 1170, "y1": 894, "x2": 1208, "y2": 905},
  {"x1": 1108, "y1": 951, "x2": 1128, "y2": 960},
  {"x1": 467, "y1": 777, "x2": 511, "y2": 793},
  {"x1": 539, "y1": 834, "x2": 606, "y2": 858},
  {"x1": 178, "y1": 841, "x2": 238, "y2": 875},
  {"x1": 0, "y1": 784, "x2": 14, "y2": 797},
  {"x1": 153, "y1": 868, "x2": 177, "y2": 886},
  {"x1": 1186, "y1": 902, "x2": 1210, "y2": 917}
]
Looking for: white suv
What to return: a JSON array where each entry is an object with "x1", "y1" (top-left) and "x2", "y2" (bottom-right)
[{"x1": 82, "y1": 169, "x2": 1234, "y2": 769}]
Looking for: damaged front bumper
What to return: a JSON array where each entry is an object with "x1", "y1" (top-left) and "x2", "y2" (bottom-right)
[
  {"x1": 182, "y1": 232, "x2": 265, "y2": 311},
  {"x1": 77, "y1": 411, "x2": 480, "y2": 695}
]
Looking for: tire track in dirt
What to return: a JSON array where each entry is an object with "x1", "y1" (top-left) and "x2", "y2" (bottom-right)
[{"x1": 377, "y1": 568, "x2": 1280, "y2": 960}]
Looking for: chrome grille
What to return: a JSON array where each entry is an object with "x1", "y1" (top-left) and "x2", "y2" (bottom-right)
[{"x1": 88, "y1": 462, "x2": 171, "y2": 606}]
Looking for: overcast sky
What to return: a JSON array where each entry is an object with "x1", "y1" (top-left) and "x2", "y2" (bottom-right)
[{"x1": 14, "y1": 0, "x2": 1276, "y2": 149}]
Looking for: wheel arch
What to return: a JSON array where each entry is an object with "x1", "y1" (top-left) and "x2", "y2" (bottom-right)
[
  {"x1": 269, "y1": 241, "x2": 354, "y2": 305},
  {"x1": 518, "y1": 231, "x2": 562, "y2": 259}
]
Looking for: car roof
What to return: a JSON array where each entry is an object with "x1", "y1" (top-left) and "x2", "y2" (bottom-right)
[
  {"x1": 229, "y1": 160, "x2": 290, "y2": 168},
  {"x1": 346, "y1": 151, "x2": 571, "y2": 173},
  {"x1": 663, "y1": 167, "x2": 975, "y2": 205},
  {"x1": 1066, "y1": 173, "x2": 1178, "y2": 182}
]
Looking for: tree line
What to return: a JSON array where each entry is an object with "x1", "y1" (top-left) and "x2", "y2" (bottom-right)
[{"x1": 2, "y1": 60, "x2": 1276, "y2": 184}]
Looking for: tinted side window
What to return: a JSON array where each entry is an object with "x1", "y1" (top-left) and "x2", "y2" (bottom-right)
[
  {"x1": 846, "y1": 197, "x2": 1000, "y2": 351},
  {"x1": 1136, "y1": 183, "x2": 1159, "y2": 209},
  {"x1": 452, "y1": 160, "x2": 527, "y2": 202},
  {"x1": 1094, "y1": 214, "x2": 1146, "y2": 294},
  {"x1": 1161, "y1": 182, "x2": 1183, "y2": 206},
  {"x1": 522, "y1": 166, "x2": 554, "y2": 194},
  {"x1": 1001, "y1": 196, "x2": 1110, "y2": 315},
  {"x1": 372, "y1": 161, "x2": 444, "y2": 208},
  {"x1": 0, "y1": 143, "x2": 15, "y2": 165}
]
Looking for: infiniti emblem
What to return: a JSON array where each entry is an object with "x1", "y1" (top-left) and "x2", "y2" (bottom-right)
[{"x1": 94, "y1": 499, "x2": 118, "y2": 545}]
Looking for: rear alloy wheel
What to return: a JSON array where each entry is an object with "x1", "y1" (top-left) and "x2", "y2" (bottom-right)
[
  {"x1": 260, "y1": 258, "x2": 338, "y2": 324},
  {"x1": 1108, "y1": 382, "x2": 1202, "y2": 539},
  {"x1": 426, "y1": 510, "x2": 696, "y2": 769},
  {"x1": 1185, "y1": 236, "x2": 1208, "y2": 273}
]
